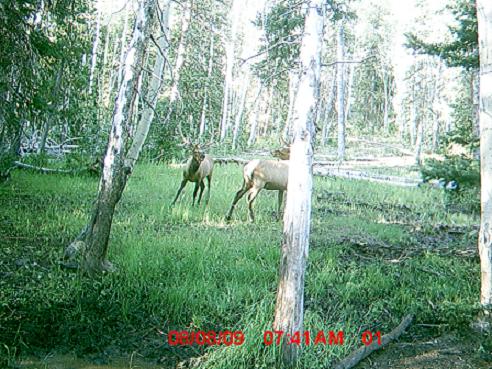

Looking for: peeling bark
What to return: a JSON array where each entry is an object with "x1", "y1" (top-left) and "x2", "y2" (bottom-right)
[{"x1": 273, "y1": 0, "x2": 324, "y2": 365}]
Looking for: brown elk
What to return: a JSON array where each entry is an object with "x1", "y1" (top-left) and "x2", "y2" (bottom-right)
[
  {"x1": 171, "y1": 130, "x2": 214, "y2": 207},
  {"x1": 225, "y1": 141, "x2": 290, "y2": 222}
]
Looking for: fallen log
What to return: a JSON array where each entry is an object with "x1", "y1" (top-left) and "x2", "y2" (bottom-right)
[
  {"x1": 14, "y1": 161, "x2": 82, "y2": 174},
  {"x1": 334, "y1": 314, "x2": 414, "y2": 369},
  {"x1": 313, "y1": 166, "x2": 423, "y2": 187}
]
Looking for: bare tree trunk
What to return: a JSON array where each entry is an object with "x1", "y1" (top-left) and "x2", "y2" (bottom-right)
[
  {"x1": 477, "y1": 0, "x2": 492, "y2": 314},
  {"x1": 247, "y1": 84, "x2": 263, "y2": 146},
  {"x1": 336, "y1": 20, "x2": 346, "y2": 161},
  {"x1": 283, "y1": 70, "x2": 300, "y2": 140},
  {"x1": 39, "y1": 61, "x2": 64, "y2": 154},
  {"x1": 199, "y1": 31, "x2": 214, "y2": 138},
  {"x1": 383, "y1": 73, "x2": 389, "y2": 133},
  {"x1": 232, "y1": 73, "x2": 249, "y2": 149},
  {"x1": 116, "y1": 3, "x2": 130, "y2": 92},
  {"x1": 88, "y1": 8, "x2": 101, "y2": 94},
  {"x1": 344, "y1": 62, "x2": 354, "y2": 124},
  {"x1": 410, "y1": 78, "x2": 418, "y2": 145},
  {"x1": 321, "y1": 74, "x2": 336, "y2": 146},
  {"x1": 220, "y1": 0, "x2": 239, "y2": 142},
  {"x1": 414, "y1": 120, "x2": 424, "y2": 166},
  {"x1": 167, "y1": 0, "x2": 192, "y2": 108},
  {"x1": 66, "y1": 0, "x2": 157, "y2": 274},
  {"x1": 273, "y1": 0, "x2": 324, "y2": 365}
]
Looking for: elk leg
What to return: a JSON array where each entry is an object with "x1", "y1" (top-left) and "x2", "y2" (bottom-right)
[
  {"x1": 205, "y1": 174, "x2": 212, "y2": 205},
  {"x1": 225, "y1": 181, "x2": 249, "y2": 221},
  {"x1": 277, "y1": 190, "x2": 284, "y2": 221},
  {"x1": 197, "y1": 180, "x2": 205, "y2": 205},
  {"x1": 192, "y1": 182, "x2": 200, "y2": 206},
  {"x1": 171, "y1": 179, "x2": 187, "y2": 206},
  {"x1": 247, "y1": 187, "x2": 261, "y2": 222}
]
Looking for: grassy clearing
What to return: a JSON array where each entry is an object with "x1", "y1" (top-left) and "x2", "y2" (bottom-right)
[{"x1": 0, "y1": 162, "x2": 484, "y2": 368}]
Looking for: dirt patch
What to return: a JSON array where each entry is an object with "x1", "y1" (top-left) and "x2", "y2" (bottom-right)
[{"x1": 355, "y1": 333, "x2": 492, "y2": 369}]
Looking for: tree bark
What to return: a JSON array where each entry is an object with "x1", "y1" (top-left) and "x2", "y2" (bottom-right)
[
  {"x1": 88, "y1": 8, "x2": 101, "y2": 94},
  {"x1": 167, "y1": 0, "x2": 192, "y2": 108},
  {"x1": 273, "y1": 0, "x2": 324, "y2": 365},
  {"x1": 67, "y1": 0, "x2": 158, "y2": 274},
  {"x1": 321, "y1": 74, "x2": 336, "y2": 146},
  {"x1": 247, "y1": 84, "x2": 263, "y2": 146},
  {"x1": 477, "y1": 0, "x2": 492, "y2": 312},
  {"x1": 219, "y1": 0, "x2": 240, "y2": 142},
  {"x1": 232, "y1": 72, "x2": 250, "y2": 149},
  {"x1": 336, "y1": 20, "x2": 346, "y2": 161},
  {"x1": 199, "y1": 31, "x2": 215, "y2": 138}
]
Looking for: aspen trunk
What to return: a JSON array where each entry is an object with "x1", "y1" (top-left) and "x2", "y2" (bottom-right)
[
  {"x1": 116, "y1": 4, "x2": 130, "y2": 92},
  {"x1": 477, "y1": 0, "x2": 492, "y2": 311},
  {"x1": 336, "y1": 20, "x2": 346, "y2": 161},
  {"x1": 247, "y1": 85, "x2": 263, "y2": 146},
  {"x1": 273, "y1": 0, "x2": 324, "y2": 365},
  {"x1": 67, "y1": 0, "x2": 157, "y2": 274},
  {"x1": 321, "y1": 74, "x2": 336, "y2": 146},
  {"x1": 88, "y1": 9, "x2": 101, "y2": 94},
  {"x1": 220, "y1": 0, "x2": 239, "y2": 142},
  {"x1": 167, "y1": 0, "x2": 192, "y2": 108},
  {"x1": 199, "y1": 31, "x2": 215, "y2": 138},
  {"x1": 232, "y1": 73, "x2": 249, "y2": 149}
]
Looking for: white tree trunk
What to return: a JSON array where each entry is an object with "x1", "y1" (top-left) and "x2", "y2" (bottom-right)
[
  {"x1": 336, "y1": 20, "x2": 346, "y2": 161},
  {"x1": 126, "y1": 0, "x2": 171, "y2": 168},
  {"x1": 116, "y1": 3, "x2": 130, "y2": 92},
  {"x1": 477, "y1": 0, "x2": 492, "y2": 311},
  {"x1": 283, "y1": 70, "x2": 300, "y2": 140},
  {"x1": 88, "y1": 9, "x2": 101, "y2": 94},
  {"x1": 219, "y1": 0, "x2": 240, "y2": 142},
  {"x1": 199, "y1": 32, "x2": 215, "y2": 138},
  {"x1": 168, "y1": 0, "x2": 192, "y2": 105},
  {"x1": 232, "y1": 73, "x2": 250, "y2": 149},
  {"x1": 321, "y1": 74, "x2": 336, "y2": 145},
  {"x1": 273, "y1": 0, "x2": 324, "y2": 365},
  {"x1": 247, "y1": 85, "x2": 263, "y2": 146},
  {"x1": 67, "y1": 0, "x2": 157, "y2": 274}
]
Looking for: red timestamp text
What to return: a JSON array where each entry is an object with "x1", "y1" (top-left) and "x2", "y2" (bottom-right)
[
  {"x1": 263, "y1": 330, "x2": 345, "y2": 346},
  {"x1": 167, "y1": 330, "x2": 245, "y2": 346}
]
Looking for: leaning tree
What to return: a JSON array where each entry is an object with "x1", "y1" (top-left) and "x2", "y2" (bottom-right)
[{"x1": 64, "y1": 0, "x2": 172, "y2": 273}]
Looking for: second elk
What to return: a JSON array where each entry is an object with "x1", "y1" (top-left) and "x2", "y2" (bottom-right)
[
  {"x1": 171, "y1": 136, "x2": 214, "y2": 207},
  {"x1": 225, "y1": 143, "x2": 290, "y2": 222}
]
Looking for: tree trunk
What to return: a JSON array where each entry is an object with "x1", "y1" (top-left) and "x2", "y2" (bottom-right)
[
  {"x1": 283, "y1": 70, "x2": 300, "y2": 140},
  {"x1": 116, "y1": 3, "x2": 130, "y2": 92},
  {"x1": 321, "y1": 73, "x2": 336, "y2": 146},
  {"x1": 477, "y1": 0, "x2": 492, "y2": 312},
  {"x1": 247, "y1": 84, "x2": 263, "y2": 146},
  {"x1": 199, "y1": 31, "x2": 214, "y2": 138},
  {"x1": 39, "y1": 61, "x2": 64, "y2": 154},
  {"x1": 336, "y1": 20, "x2": 346, "y2": 161},
  {"x1": 167, "y1": 0, "x2": 192, "y2": 108},
  {"x1": 414, "y1": 119, "x2": 424, "y2": 166},
  {"x1": 232, "y1": 73, "x2": 249, "y2": 149},
  {"x1": 383, "y1": 72, "x2": 389, "y2": 133},
  {"x1": 88, "y1": 8, "x2": 101, "y2": 94},
  {"x1": 273, "y1": 0, "x2": 324, "y2": 365},
  {"x1": 67, "y1": 0, "x2": 157, "y2": 274},
  {"x1": 220, "y1": 0, "x2": 239, "y2": 142}
]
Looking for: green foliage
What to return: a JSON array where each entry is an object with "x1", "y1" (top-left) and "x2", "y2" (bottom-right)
[
  {"x1": 421, "y1": 156, "x2": 479, "y2": 188},
  {"x1": 405, "y1": 0, "x2": 478, "y2": 69}
]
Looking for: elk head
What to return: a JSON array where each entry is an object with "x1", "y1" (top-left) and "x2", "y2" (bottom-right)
[{"x1": 271, "y1": 136, "x2": 291, "y2": 160}]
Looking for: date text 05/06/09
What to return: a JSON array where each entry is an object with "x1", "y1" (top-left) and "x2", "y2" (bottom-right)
[{"x1": 167, "y1": 330, "x2": 382, "y2": 347}]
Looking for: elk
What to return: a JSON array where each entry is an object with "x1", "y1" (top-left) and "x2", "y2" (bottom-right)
[
  {"x1": 171, "y1": 130, "x2": 214, "y2": 207},
  {"x1": 225, "y1": 141, "x2": 290, "y2": 222}
]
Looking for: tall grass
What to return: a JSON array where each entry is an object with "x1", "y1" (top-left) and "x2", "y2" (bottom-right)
[{"x1": 0, "y1": 163, "x2": 480, "y2": 368}]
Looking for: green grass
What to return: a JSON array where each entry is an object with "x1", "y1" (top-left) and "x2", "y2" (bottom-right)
[{"x1": 0, "y1": 163, "x2": 482, "y2": 368}]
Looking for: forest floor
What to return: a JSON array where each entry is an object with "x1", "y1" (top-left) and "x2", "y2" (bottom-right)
[{"x1": 1, "y1": 149, "x2": 491, "y2": 368}]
